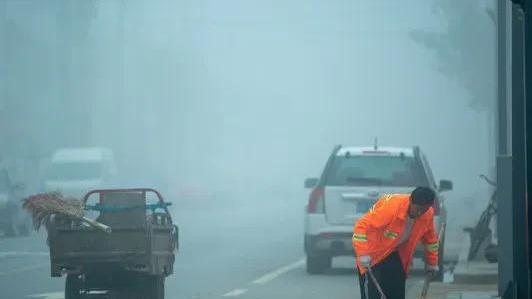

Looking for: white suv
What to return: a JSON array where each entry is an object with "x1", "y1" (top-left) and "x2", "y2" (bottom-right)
[{"x1": 303, "y1": 145, "x2": 452, "y2": 279}]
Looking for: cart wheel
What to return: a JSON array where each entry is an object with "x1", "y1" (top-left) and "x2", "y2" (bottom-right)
[
  {"x1": 65, "y1": 274, "x2": 82, "y2": 299},
  {"x1": 144, "y1": 275, "x2": 164, "y2": 299}
]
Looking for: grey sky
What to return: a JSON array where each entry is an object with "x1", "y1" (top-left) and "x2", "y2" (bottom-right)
[{"x1": 1, "y1": 0, "x2": 494, "y2": 205}]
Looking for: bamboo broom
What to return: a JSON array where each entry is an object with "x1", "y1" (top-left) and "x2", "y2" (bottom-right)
[{"x1": 22, "y1": 192, "x2": 111, "y2": 233}]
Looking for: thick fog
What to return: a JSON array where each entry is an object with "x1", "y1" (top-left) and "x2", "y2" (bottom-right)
[
  {"x1": 1, "y1": 1, "x2": 495, "y2": 197},
  {"x1": 1, "y1": 0, "x2": 497, "y2": 244},
  {"x1": 0, "y1": 0, "x2": 499, "y2": 297}
]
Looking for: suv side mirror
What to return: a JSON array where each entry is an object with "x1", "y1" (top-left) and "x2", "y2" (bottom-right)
[
  {"x1": 304, "y1": 178, "x2": 318, "y2": 189},
  {"x1": 439, "y1": 180, "x2": 453, "y2": 192}
]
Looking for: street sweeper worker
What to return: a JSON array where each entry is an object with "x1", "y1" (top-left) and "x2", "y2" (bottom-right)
[{"x1": 352, "y1": 187, "x2": 440, "y2": 299}]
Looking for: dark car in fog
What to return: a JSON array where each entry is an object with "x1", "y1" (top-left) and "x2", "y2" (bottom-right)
[{"x1": 0, "y1": 167, "x2": 30, "y2": 237}]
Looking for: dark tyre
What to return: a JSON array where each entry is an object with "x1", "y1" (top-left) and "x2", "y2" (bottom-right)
[
  {"x1": 435, "y1": 236, "x2": 446, "y2": 282},
  {"x1": 306, "y1": 255, "x2": 331, "y2": 274},
  {"x1": 144, "y1": 275, "x2": 164, "y2": 299},
  {"x1": 484, "y1": 244, "x2": 498, "y2": 263},
  {"x1": 65, "y1": 274, "x2": 82, "y2": 299}
]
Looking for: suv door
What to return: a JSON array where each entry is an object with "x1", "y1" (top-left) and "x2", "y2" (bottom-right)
[{"x1": 420, "y1": 153, "x2": 443, "y2": 216}]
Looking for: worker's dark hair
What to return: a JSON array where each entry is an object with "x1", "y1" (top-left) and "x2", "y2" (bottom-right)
[{"x1": 410, "y1": 187, "x2": 435, "y2": 206}]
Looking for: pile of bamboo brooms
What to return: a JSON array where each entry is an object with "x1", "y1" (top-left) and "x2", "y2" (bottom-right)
[{"x1": 23, "y1": 192, "x2": 111, "y2": 233}]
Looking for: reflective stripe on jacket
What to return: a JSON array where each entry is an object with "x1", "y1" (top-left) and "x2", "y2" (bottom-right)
[{"x1": 352, "y1": 193, "x2": 439, "y2": 275}]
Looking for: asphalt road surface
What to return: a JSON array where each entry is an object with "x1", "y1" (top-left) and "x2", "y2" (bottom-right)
[{"x1": 0, "y1": 194, "x2": 436, "y2": 299}]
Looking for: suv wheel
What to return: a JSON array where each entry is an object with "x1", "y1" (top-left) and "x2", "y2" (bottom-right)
[
  {"x1": 306, "y1": 255, "x2": 331, "y2": 274},
  {"x1": 65, "y1": 274, "x2": 82, "y2": 299},
  {"x1": 143, "y1": 275, "x2": 164, "y2": 299},
  {"x1": 435, "y1": 236, "x2": 446, "y2": 281}
]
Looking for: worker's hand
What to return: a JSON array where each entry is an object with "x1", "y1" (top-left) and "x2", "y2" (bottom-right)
[
  {"x1": 426, "y1": 264, "x2": 439, "y2": 279},
  {"x1": 358, "y1": 255, "x2": 371, "y2": 269}
]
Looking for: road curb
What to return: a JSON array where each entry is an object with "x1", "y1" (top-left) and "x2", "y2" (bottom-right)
[
  {"x1": 452, "y1": 233, "x2": 498, "y2": 285},
  {"x1": 446, "y1": 291, "x2": 499, "y2": 299}
]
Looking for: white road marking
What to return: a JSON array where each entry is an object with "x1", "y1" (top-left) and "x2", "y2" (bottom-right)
[
  {"x1": 27, "y1": 291, "x2": 63, "y2": 299},
  {"x1": 0, "y1": 262, "x2": 49, "y2": 276},
  {"x1": 0, "y1": 251, "x2": 49, "y2": 258},
  {"x1": 220, "y1": 258, "x2": 304, "y2": 297},
  {"x1": 252, "y1": 258, "x2": 305, "y2": 284},
  {"x1": 222, "y1": 288, "x2": 248, "y2": 297}
]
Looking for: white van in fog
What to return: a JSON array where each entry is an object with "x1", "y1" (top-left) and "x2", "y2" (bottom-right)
[{"x1": 44, "y1": 147, "x2": 117, "y2": 198}]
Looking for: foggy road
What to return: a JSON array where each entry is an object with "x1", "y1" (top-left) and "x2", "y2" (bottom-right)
[
  {"x1": 0, "y1": 193, "x2": 431, "y2": 299},
  {"x1": 0, "y1": 0, "x2": 505, "y2": 298}
]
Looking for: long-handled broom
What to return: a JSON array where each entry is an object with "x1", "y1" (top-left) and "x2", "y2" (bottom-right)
[
  {"x1": 365, "y1": 266, "x2": 387, "y2": 299},
  {"x1": 363, "y1": 222, "x2": 446, "y2": 299},
  {"x1": 23, "y1": 192, "x2": 111, "y2": 233}
]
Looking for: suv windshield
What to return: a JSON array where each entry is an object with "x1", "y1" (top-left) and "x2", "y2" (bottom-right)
[
  {"x1": 47, "y1": 162, "x2": 102, "y2": 181},
  {"x1": 326, "y1": 155, "x2": 428, "y2": 187}
]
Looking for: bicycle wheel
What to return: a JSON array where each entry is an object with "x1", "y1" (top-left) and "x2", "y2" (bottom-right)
[{"x1": 468, "y1": 213, "x2": 491, "y2": 260}]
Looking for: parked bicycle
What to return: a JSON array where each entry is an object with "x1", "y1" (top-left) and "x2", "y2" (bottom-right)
[{"x1": 464, "y1": 174, "x2": 497, "y2": 261}]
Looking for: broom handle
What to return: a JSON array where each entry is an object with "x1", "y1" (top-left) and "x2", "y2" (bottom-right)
[
  {"x1": 419, "y1": 276, "x2": 430, "y2": 299},
  {"x1": 80, "y1": 216, "x2": 112, "y2": 233},
  {"x1": 420, "y1": 223, "x2": 446, "y2": 299}
]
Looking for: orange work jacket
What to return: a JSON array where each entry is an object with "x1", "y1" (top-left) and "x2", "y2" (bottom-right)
[{"x1": 352, "y1": 193, "x2": 439, "y2": 275}]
